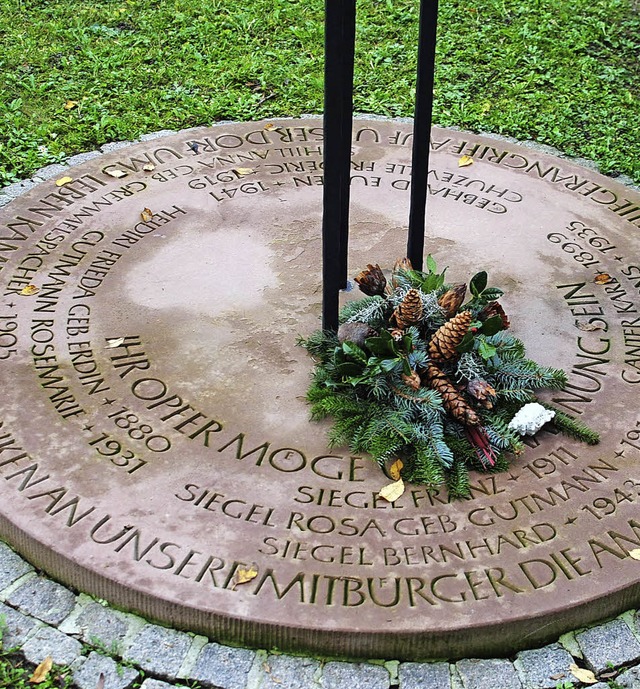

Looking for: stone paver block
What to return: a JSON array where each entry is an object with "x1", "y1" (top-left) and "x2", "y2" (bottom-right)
[
  {"x1": 399, "y1": 661, "x2": 451, "y2": 689},
  {"x1": 615, "y1": 666, "x2": 640, "y2": 688},
  {"x1": 0, "y1": 542, "x2": 33, "y2": 590},
  {"x1": 1, "y1": 179, "x2": 38, "y2": 198},
  {"x1": 65, "y1": 151, "x2": 103, "y2": 165},
  {"x1": 515, "y1": 643, "x2": 575, "y2": 688},
  {"x1": 262, "y1": 654, "x2": 322, "y2": 689},
  {"x1": 140, "y1": 680, "x2": 188, "y2": 689},
  {"x1": 576, "y1": 619, "x2": 640, "y2": 672},
  {"x1": 33, "y1": 163, "x2": 69, "y2": 180},
  {"x1": 21, "y1": 624, "x2": 83, "y2": 665},
  {"x1": 321, "y1": 661, "x2": 390, "y2": 689},
  {"x1": 190, "y1": 641, "x2": 255, "y2": 689},
  {"x1": 139, "y1": 130, "x2": 177, "y2": 141},
  {"x1": 0, "y1": 600, "x2": 38, "y2": 648},
  {"x1": 100, "y1": 141, "x2": 134, "y2": 153},
  {"x1": 124, "y1": 624, "x2": 192, "y2": 680},
  {"x1": 456, "y1": 659, "x2": 522, "y2": 689},
  {"x1": 74, "y1": 600, "x2": 132, "y2": 650},
  {"x1": 0, "y1": 193, "x2": 13, "y2": 206},
  {"x1": 6, "y1": 576, "x2": 76, "y2": 626},
  {"x1": 73, "y1": 651, "x2": 138, "y2": 689}
]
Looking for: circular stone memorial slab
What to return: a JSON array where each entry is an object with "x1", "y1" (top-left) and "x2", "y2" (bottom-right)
[{"x1": 1, "y1": 118, "x2": 639, "y2": 660}]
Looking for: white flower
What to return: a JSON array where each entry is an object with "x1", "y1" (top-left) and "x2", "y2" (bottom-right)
[{"x1": 507, "y1": 402, "x2": 555, "y2": 436}]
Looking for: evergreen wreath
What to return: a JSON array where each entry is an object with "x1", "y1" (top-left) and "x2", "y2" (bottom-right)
[{"x1": 300, "y1": 258, "x2": 599, "y2": 497}]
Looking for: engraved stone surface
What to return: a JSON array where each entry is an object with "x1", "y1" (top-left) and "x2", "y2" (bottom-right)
[{"x1": 0, "y1": 119, "x2": 640, "y2": 660}]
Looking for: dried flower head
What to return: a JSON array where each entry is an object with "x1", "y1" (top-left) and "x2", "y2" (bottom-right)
[{"x1": 355, "y1": 263, "x2": 387, "y2": 296}]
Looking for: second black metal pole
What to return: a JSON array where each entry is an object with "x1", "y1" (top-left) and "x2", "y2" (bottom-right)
[{"x1": 407, "y1": 0, "x2": 439, "y2": 271}]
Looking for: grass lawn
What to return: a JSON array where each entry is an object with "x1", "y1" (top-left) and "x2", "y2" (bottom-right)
[{"x1": 1, "y1": 0, "x2": 639, "y2": 186}]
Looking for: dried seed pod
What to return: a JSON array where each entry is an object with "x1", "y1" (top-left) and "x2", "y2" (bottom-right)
[
  {"x1": 467, "y1": 378, "x2": 497, "y2": 410},
  {"x1": 355, "y1": 264, "x2": 387, "y2": 296},
  {"x1": 438, "y1": 283, "x2": 467, "y2": 318},
  {"x1": 428, "y1": 311, "x2": 472, "y2": 361},
  {"x1": 402, "y1": 370, "x2": 421, "y2": 390},
  {"x1": 391, "y1": 257, "x2": 413, "y2": 288},
  {"x1": 479, "y1": 301, "x2": 510, "y2": 329}
]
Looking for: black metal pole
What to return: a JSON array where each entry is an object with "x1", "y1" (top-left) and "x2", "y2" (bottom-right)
[
  {"x1": 322, "y1": 0, "x2": 356, "y2": 331},
  {"x1": 407, "y1": 0, "x2": 439, "y2": 271}
]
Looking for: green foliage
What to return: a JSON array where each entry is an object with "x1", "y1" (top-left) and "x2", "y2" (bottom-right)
[
  {"x1": 0, "y1": 651, "x2": 74, "y2": 689},
  {"x1": 542, "y1": 404, "x2": 601, "y2": 445},
  {"x1": 301, "y1": 267, "x2": 598, "y2": 497}
]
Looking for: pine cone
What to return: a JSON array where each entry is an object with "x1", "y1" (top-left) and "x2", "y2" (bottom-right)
[
  {"x1": 467, "y1": 378, "x2": 497, "y2": 409},
  {"x1": 402, "y1": 370, "x2": 421, "y2": 390},
  {"x1": 438, "y1": 284, "x2": 467, "y2": 318},
  {"x1": 355, "y1": 264, "x2": 387, "y2": 296},
  {"x1": 479, "y1": 301, "x2": 510, "y2": 329},
  {"x1": 391, "y1": 257, "x2": 413, "y2": 288},
  {"x1": 394, "y1": 289, "x2": 423, "y2": 328},
  {"x1": 428, "y1": 310, "x2": 472, "y2": 361},
  {"x1": 337, "y1": 322, "x2": 378, "y2": 347},
  {"x1": 425, "y1": 364, "x2": 480, "y2": 426}
]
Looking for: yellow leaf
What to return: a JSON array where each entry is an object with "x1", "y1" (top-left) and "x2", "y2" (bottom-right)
[
  {"x1": 20, "y1": 284, "x2": 39, "y2": 296},
  {"x1": 264, "y1": 123, "x2": 276, "y2": 130},
  {"x1": 233, "y1": 564, "x2": 258, "y2": 588},
  {"x1": 458, "y1": 155, "x2": 474, "y2": 167},
  {"x1": 594, "y1": 273, "x2": 613, "y2": 284},
  {"x1": 629, "y1": 548, "x2": 640, "y2": 560},
  {"x1": 105, "y1": 337, "x2": 125, "y2": 348},
  {"x1": 106, "y1": 169, "x2": 127, "y2": 178},
  {"x1": 389, "y1": 459, "x2": 404, "y2": 481},
  {"x1": 569, "y1": 664, "x2": 597, "y2": 684},
  {"x1": 378, "y1": 478, "x2": 405, "y2": 503},
  {"x1": 141, "y1": 208, "x2": 153, "y2": 222},
  {"x1": 29, "y1": 656, "x2": 53, "y2": 684},
  {"x1": 142, "y1": 163, "x2": 155, "y2": 172},
  {"x1": 55, "y1": 176, "x2": 73, "y2": 187},
  {"x1": 234, "y1": 167, "x2": 254, "y2": 176},
  {"x1": 63, "y1": 100, "x2": 78, "y2": 110}
]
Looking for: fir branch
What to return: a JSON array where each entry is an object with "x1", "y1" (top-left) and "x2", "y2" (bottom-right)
[
  {"x1": 541, "y1": 403, "x2": 601, "y2": 445},
  {"x1": 341, "y1": 295, "x2": 389, "y2": 328},
  {"x1": 444, "y1": 457, "x2": 471, "y2": 498}
]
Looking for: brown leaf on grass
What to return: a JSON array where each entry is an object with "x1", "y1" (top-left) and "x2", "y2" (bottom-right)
[
  {"x1": 576, "y1": 321, "x2": 606, "y2": 332},
  {"x1": 378, "y1": 479, "x2": 405, "y2": 503},
  {"x1": 458, "y1": 155, "x2": 473, "y2": 167},
  {"x1": 388, "y1": 459, "x2": 404, "y2": 481},
  {"x1": 141, "y1": 208, "x2": 153, "y2": 222},
  {"x1": 569, "y1": 663, "x2": 597, "y2": 684},
  {"x1": 233, "y1": 564, "x2": 258, "y2": 589},
  {"x1": 142, "y1": 163, "x2": 155, "y2": 172},
  {"x1": 55, "y1": 176, "x2": 73, "y2": 187},
  {"x1": 63, "y1": 100, "x2": 78, "y2": 110},
  {"x1": 29, "y1": 656, "x2": 53, "y2": 683},
  {"x1": 594, "y1": 273, "x2": 613, "y2": 284},
  {"x1": 106, "y1": 169, "x2": 127, "y2": 179},
  {"x1": 20, "y1": 284, "x2": 39, "y2": 296}
]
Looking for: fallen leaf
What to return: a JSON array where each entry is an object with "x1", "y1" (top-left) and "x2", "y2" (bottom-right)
[
  {"x1": 458, "y1": 155, "x2": 474, "y2": 167},
  {"x1": 549, "y1": 672, "x2": 565, "y2": 680},
  {"x1": 106, "y1": 169, "x2": 127, "y2": 178},
  {"x1": 142, "y1": 163, "x2": 155, "y2": 172},
  {"x1": 629, "y1": 548, "x2": 640, "y2": 560},
  {"x1": 105, "y1": 337, "x2": 125, "y2": 348},
  {"x1": 29, "y1": 656, "x2": 53, "y2": 684},
  {"x1": 264, "y1": 123, "x2": 276, "y2": 130},
  {"x1": 262, "y1": 662, "x2": 271, "y2": 673},
  {"x1": 569, "y1": 663, "x2": 597, "y2": 684},
  {"x1": 576, "y1": 321, "x2": 605, "y2": 332},
  {"x1": 141, "y1": 208, "x2": 153, "y2": 222},
  {"x1": 378, "y1": 478, "x2": 405, "y2": 503},
  {"x1": 389, "y1": 459, "x2": 404, "y2": 481},
  {"x1": 63, "y1": 100, "x2": 78, "y2": 110},
  {"x1": 55, "y1": 176, "x2": 73, "y2": 187},
  {"x1": 234, "y1": 167, "x2": 254, "y2": 176},
  {"x1": 233, "y1": 564, "x2": 258, "y2": 588},
  {"x1": 20, "y1": 284, "x2": 39, "y2": 296},
  {"x1": 594, "y1": 273, "x2": 613, "y2": 284},
  {"x1": 96, "y1": 672, "x2": 105, "y2": 689}
]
